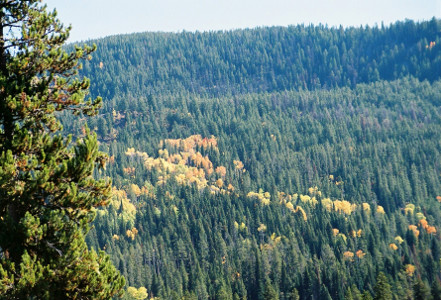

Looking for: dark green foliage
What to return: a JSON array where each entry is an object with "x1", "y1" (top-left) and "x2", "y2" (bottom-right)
[
  {"x1": 346, "y1": 287, "x2": 354, "y2": 300},
  {"x1": 263, "y1": 280, "x2": 278, "y2": 300},
  {"x1": 81, "y1": 18, "x2": 441, "y2": 98},
  {"x1": 80, "y1": 76, "x2": 441, "y2": 299},
  {"x1": 374, "y1": 273, "x2": 392, "y2": 300},
  {"x1": 60, "y1": 19, "x2": 441, "y2": 299},
  {"x1": 0, "y1": 1, "x2": 124, "y2": 298},
  {"x1": 413, "y1": 279, "x2": 431, "y2": 300},
  {"x1": 432, "y1": 280, "x2": 441, "y2": 300},
  {"x1": 289, "y1": 288, "x2": 300, "y2": 300},
  {"x1": 362, "y1": 291, "x2": 373, "y2": 300}
]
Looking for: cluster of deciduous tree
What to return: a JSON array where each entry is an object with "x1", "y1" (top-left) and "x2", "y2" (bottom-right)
[{"x1": 59, "y1": 20, "x2": 441, "y2": 299}]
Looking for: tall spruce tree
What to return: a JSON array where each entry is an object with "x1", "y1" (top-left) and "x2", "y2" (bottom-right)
[
  {"x1": 0, "y1": 1, "x2": 124, "y2": 298},
  {"x1": 373, "y1": 273, "x2": 393, "y2": 300}
]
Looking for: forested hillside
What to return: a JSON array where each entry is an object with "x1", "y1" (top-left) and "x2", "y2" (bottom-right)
[
  {"x1": 81, "y1": 18, "x2": 441, "y2": 97},
  {"x1": 64, "y1": 19, "x2": 441, "y2": 299}
]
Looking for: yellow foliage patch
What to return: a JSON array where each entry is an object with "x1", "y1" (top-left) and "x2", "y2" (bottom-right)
[
  {"x1": 408, "y1": 225, "x2": 420, "y2": 238},
  {"x1": 300, "y1": 194, "x2": 318, "y2": 206},
  {"x1": 404, "y1": 203, "x2": 415, "y2": 215},
  {"x1": 257, "y1": 224, "x2": 267, "y2": 232},
  {"x1": 395, "y1": 236, "x2": 404, "y2": 244},
  {"x1": 362, "y1": 203, "x2": 371, "y2": 212},
  {"x1": 110, "y1": 187, "x2": 137, "y2": 226},
  {"x1": 295, "y1": 206, "x2": 307, "y2": 221},
  {"x1": 308, "y1": 186, "x2": 321, "y2": 196},
  {"x1": 127, "y1": 286, "x2": 148, "y2": 300},
  {"x1": 321, "y1": 198, "x2": 333, "y2": 211},
  {"x1": 405, "y1": 264, "x2": 416, "y2": 276},
  {"x1": 130, "y1": 184, "x2": 142, "y2": 197},
  {"x1": 285, "y1": 202, "x2": 295, "y2": 212},
  {"x1": 215, "y1": 178, "x2": 224, "y2": 188},
  {"x1": 125, "y1": 147, "x2": 136, "y2": 157},
  {"x1": 338, "y1": 233, "x2": 347, "y2": 242},
  {"x1": 376, "y1": 205, "x2": 385, "y2": 214},
  {"x1": 416, "y1": 212, "x2": 425, "y2": 220},
  {"x1": 126, "y1": 228, "x2": 139, "y2": 241},
  {"x1": 334, "y1": 200, "x2": 357, "y2": 215},
  {"x1": 247, "y1": 190, "x2": 271, "y2": 206}
]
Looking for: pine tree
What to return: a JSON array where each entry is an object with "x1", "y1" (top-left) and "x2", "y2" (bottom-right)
[
  {"x1": 432, "y1": 280, "x2": 441, "y2": 300},
  {"x1": 345, "y1": 287, "x2": 354, "y2": 300},
  {"x1": 0, "y1": 1, "x2": 124, "y2": 298},
  {"x1": 263, "y1": 280, "x2": 279, "y2": 300},
  {"x1": 288, "y1": 288, "x2": 300, "y2": 300},
  {"x1": 430, "y1": 279, "x2": 441, "y2": 300},
  {"x1": 362, "y1": 291, "x2": 373, "y2": 300},
  {"x1": 373, "y1": 272, "x2": 393, "y2": 300},
  {"x1": 413, "y1": 279, "x2": 431, "y2": 300}
]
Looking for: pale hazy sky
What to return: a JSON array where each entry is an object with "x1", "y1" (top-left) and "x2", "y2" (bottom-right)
[{"x1": 45, "y1": 0, "x2": 441, "y2": 42}]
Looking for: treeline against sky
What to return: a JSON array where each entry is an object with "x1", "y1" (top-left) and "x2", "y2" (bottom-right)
[{"x1": 61, "y1": 19, "x2": 441, "y2": 299}]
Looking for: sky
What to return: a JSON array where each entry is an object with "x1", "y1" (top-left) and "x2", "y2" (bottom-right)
[{"x1": 45, "y1": 0, "x2": 441, "y2": 42}]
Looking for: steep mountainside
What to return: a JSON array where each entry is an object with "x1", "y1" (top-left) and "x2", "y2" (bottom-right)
[{"x1": 63, "y1": 20, "x2": 441, "y2": 299}]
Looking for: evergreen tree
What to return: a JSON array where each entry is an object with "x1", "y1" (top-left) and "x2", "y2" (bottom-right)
[
  {"x1": 345, "y1": 287, "x2": 354, "y2": 300},
  {"x1": 413, "y1": 279, "x2": 431, "y2": 300},
  {"x1": 0, "y1": 1, "x2": 124, "y2": 298},
  {"x1": 373, "y1": 272, "x2": 393, "y2": 300},
  {"x1": 362, "y1": 291, "x2": 373, "y2": 300},
  {"x1": 263, "y1": 280, "x2": 279, "y2": 300},
  {"x1": 432, "y1": 280, "x2": 441, "y2": 300},
  {"x1": 288, "y1": 288, "x2": 300, "y2": 300}
]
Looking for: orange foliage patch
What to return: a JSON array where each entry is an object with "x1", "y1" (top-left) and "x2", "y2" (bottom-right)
[
  {"x1": 162, "y1": 135, "x2": 218, "y2": 152},
  {"x1": 426, "y1": 41, "x2": 436, "y2": 50},
  {"x1": 233, "y1": 160, "x2": 244, "y2": 170},
  {"x1": 343, "y1": 251, "x2": 354, "y2": 260},
  {"x1": 215, "y1": 166, "x2": 227, "y2": 178},
  {"x1": 356, "y1": 250, "x2": 366, "y2": 258},
  {"x1": 426, "y1": 226, "x2": 437, "y2": 235},
  {"x1": 389, "y1": 243, "x2": 398, "y2": 251},
  {"x1": 123, "y1": 167, "x2": 135, "y2": 176},
  {"x1": 126, "y1": 227, "x2": 139, "y2": 241},
  {"x1": 419, "y1": 219, "x2": 428, "y2": 229}
]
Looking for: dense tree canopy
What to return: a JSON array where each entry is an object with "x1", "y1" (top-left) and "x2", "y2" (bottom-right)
[
  {"x1": 0, "y1": 1, "x2": 124, "y2": 298},
  {"x1": 58, "y1": 19, "x2": 441, "y2": 299},
  {"x1": 80, "y1": 18, "x2": 441, "y2": 98}
]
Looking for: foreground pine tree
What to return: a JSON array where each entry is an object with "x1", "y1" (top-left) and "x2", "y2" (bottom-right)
[{"x1": 0, "y1": 1, "x2": 124, "y2": 298}]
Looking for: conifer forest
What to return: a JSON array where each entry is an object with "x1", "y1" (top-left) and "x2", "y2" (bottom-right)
[{"x1": 2, "y1": 2, "x2": 441, "y2": 299}]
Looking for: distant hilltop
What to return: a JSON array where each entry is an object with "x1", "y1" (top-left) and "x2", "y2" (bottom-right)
[{"x1": 77, "y1": 19, "x2": 441, "y2": 98}]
